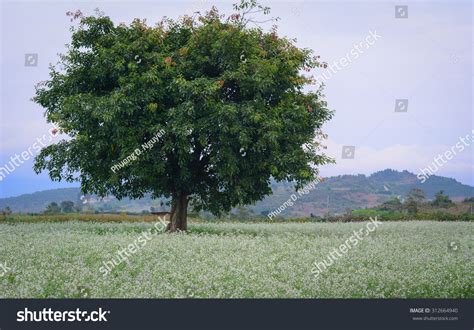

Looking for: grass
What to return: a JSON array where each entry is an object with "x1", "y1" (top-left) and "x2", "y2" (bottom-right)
[{"x1": 0, "y1": 220, "x2": 472, "y2": 298}]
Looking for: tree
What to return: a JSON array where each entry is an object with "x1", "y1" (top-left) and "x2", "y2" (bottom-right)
[
  {"x1": 378, "y1": 196, "x2": 402, "y2": 212},
  {"x1": 405, "y1": 188, "x2": 425, "y2": 203},
  {"x1": 44, "y1": 202, "x2": 61, "y2": 215},
  {"x1": 403, "y1": 188, "x2": 425, "y2": 214},
  {"x1": 231, "y1": 205, "x2": 254, "y2": 220},
  {"x1": 33, "y1": 1, "x2": 333, "y2": 231},
  {"x1": 404, "y1": 199, "x2": 418, "y2": 214},
  {"x1": 462, "y1": 197, "x2": 474, "y2": 204},
  {"x1": 60, "y1": 200, "x2": 75, "y2": 213},
  {"x1": 431, "y1": 190, "x2": 454, "y2": 208},
  {"x1": 1, "y1": 206, "x2": 13, "y2": 220}
]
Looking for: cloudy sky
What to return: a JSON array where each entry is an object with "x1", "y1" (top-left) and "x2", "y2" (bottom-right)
[{"x1": 0, "y1": 0, "x2": 472, "y2": 198}]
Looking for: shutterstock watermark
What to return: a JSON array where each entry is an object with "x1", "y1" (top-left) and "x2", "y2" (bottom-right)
[
  {"x1": 267, "y1": 177, "x2": 322, "y2": 219},
  {"x1": 99, "y1": 217, "x2": 168, "y2": 276},
  {"x1": 111, "y1": 129, "x2": 165, "y2": 173},
  {"x1": 0, "y1": 124, "x2": 59, "y2": 182},
  {"x1": 0, "y1": 261, "x2": 11, "y2": 277},
  {"x1": 417, "y1": 130, "x2": 473, "y2": 183},
  {"x1": 17, "y1": 307, "x2": 109, "y2": 322},
  {"x1": 316, "y1": 30, "x2": 381, "y2": 85},
  {"x1": 311, "y1": 217, "x2": 382, "y2": 278}
]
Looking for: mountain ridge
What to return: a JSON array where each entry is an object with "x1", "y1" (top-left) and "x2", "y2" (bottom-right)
[{"x1": 1, "y1": 169, "x2": 472, "y2": 216}]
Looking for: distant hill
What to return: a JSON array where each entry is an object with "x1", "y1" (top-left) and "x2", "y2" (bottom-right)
[
  {"x1": 0, "y1": 188, "x2": 81, "y2": 213},
  {"x1": 1, "y1": 169, "x2": 472, "y2": 216},
  {"x1": 253, "y1": 169, "x2": 473, "y2": 217}
]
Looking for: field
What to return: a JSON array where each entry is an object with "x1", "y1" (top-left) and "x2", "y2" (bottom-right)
[{"x1": 0, "y1": 220, "x2": 472, "y2": 298}]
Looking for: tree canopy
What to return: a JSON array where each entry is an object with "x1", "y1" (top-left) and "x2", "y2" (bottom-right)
[
  {"x1": 431, "y1": 191, "x2": 454, "y2": 208},
  {"x1": 33, "y1": 1, "x2": 334, "y2": 230},
  {"x1": 44, "y1": 202, "x2": 61, "y2": 215}
]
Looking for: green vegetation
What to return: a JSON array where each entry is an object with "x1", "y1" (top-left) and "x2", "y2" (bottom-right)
[
  {"x1": 351, "y1": 189, "x2": 473, "y2": 221},
  {"x1": 351, "y1": 209, "x2": 396, "y2": 217},
  {"x1": 44, "y1": 202, "x2": 61, "y2": 215},
  {"x1": 431, "y1": 190, "x2": 455, "y2": 208},
  {"x1": 0, "y1": 213, "x2": 163, "y2": 223},
  {"x1": 1, "y1": 206, "x2": 12, "y2": 216},
  {"x1": 0, "y1": 188, "x2": 80, "y2": 213},
  {"x1": 349, "y1": 211, "x2": 473, "y2": 222},
  {"x1": 1, "y1": 170, "x2": 472, "y2": 217},
  {"x1": 43, "y1": 201, "x2": 77, "y2": 214},
  {"x1": 0, "y1": 221, "x2": 472, "y2": 298},
  {"x1": 60, "y1": 201, "x2": 76, "y2": 213},
  {"x1": 32, "y1": 1, "x2": 333, "y2": 231}
]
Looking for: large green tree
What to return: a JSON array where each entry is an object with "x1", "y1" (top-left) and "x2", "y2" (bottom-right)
[
  {"x1": 33, "y1": 1, "x2": 333, "y2": 231},
  {"x1": 44, "y1": 202, "x2": 61, "y2": 215},
  {"x1": 431, "y1": 190, "x2": 454, "y2": 208},
  {"x1": 60, "y1": 200, "x2": 76, "y2": 213}
]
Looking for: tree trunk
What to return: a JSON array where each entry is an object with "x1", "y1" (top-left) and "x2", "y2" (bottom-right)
[
  {"x1": 166, "y1": 198, "x2": 177, "y2": 232},
  {"x1": 167, "y1": 192, "x2": 188, "y2": 232}
]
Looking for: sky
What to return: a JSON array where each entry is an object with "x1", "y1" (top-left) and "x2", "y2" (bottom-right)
[{"x1": 0, "y1": 0, "x2": 472, "y2": 198}]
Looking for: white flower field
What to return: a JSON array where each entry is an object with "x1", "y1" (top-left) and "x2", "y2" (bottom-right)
[{"x1": 0, "y1": 221, "x2": 472, "y2": 298}]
